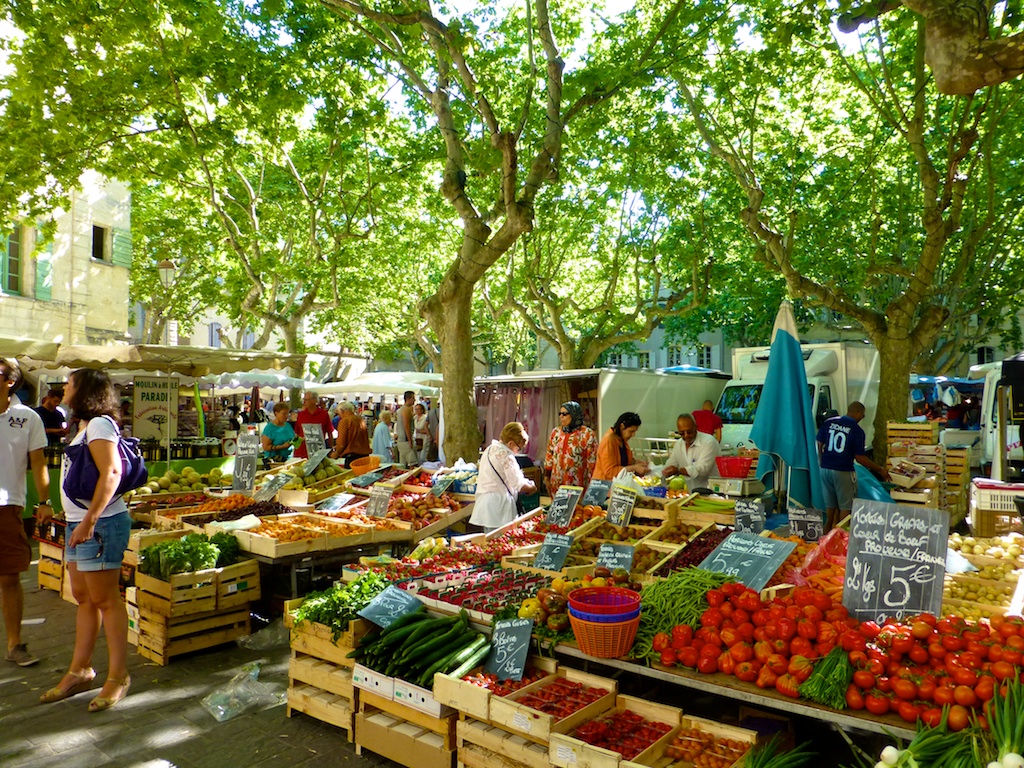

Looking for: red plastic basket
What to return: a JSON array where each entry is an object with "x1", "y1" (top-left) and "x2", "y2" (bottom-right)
[
  {"x1": 569, "y1": 612, "x2": 641, "y2": 658},
  {"x1": 567, "y1": 587, "x2": 641, "y2": 616},
  {"x1": 716, "y1": 456, "x2": 753, "y2": 478}
]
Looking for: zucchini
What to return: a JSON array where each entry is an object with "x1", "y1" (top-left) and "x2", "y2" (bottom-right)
[
  {"x1": 402, "y1": 622, "x2": 470, "y2": 665},
  {"x1": 409, "y1": 629, "x2": 477, "y2": 671},
  {"x1": 448, "y1": 642, "x2": 492, "y2": 680},
  {"x1": 418, "y1": 634, "x2": 487, "y2": 687},
  {"x1": 379, "y1": 605, "x2": 427, "y2": 635}
]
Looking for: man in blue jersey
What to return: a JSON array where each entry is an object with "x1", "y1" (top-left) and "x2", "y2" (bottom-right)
[{"x1": 816, "y1": 401, "x2": 889, "y2": 531}]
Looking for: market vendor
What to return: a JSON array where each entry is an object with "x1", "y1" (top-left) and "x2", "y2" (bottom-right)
[
  {"x1": 261, "y1": 402, "x2": 295, "y2": 462},
  {"x1": 332, "y1": 400, "x2": 371, "y2": 464},
  {"x1": 593, "y1": 412, "x2": 649, "y2": 481},
  {"x1": 663, "y1": 412, "x2": 720, "y2": 491}
]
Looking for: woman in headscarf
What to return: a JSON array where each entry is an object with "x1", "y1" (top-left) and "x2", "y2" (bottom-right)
[{"x1": 543, "y1": 401, "x2": 598, "y2": 495}]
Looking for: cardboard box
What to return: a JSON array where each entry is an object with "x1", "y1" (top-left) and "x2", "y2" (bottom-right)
[{"x1": 353, "y1": 663, "x2": 395, "y2": 699}]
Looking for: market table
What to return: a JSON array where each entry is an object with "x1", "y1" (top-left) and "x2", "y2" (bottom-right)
[{"x1": 552, "y1": 642, "x2": 916, "y2": 741}]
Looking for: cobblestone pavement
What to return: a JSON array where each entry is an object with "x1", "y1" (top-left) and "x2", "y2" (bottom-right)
[{"x1": 0, "y1": 548, "x2": 399, "y2": 768}]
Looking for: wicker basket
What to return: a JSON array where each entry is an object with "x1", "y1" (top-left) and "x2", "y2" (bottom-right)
[
  {"x1": 569, "y1": 613, "x2": 641, "y2": 658},
  {"x1": 716, "y1": 456, "x2": 754, "y2": 478}
]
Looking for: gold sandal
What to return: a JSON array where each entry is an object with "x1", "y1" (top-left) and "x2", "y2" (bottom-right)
[
  {"x1": 39, "y1": 668, "x2": 96, "y2": 703},
  {"x1": 88, "y1": 673, "x2": 131, "y2": 712}
]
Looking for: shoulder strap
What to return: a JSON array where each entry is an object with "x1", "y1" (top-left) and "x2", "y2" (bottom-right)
[{"x1": 486, "y1": 448, "x2": 515, "y2": 496}]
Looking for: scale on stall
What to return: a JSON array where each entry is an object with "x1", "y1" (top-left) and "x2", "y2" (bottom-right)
[{"x1": 706, "y1": 475, "x2": 765, "y2": 496}]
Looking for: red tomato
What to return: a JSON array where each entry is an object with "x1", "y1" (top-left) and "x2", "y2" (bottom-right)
[
  {"x1": 696, "y1": 656, "x2": 717, "y2": 674},
  {"x1": 848, "y1": 650, "x2": 868, "y2": 668},
  {"x1": 891, "y1": 632, "x2": 915, "y2": 655},
  {"x1": 765, "y1": 654, "x2": 789, "y2": 676},
  {"x1": 920, "y1": 707, "x2": 943, "y2": 728},
  {"x1": 953, "y1": 685, "x2": 977, "y2": 707},
  {"x1": 941, "y1": 634, "x2": 965, "y2": 652},
  {"x1": 790, "y1": 637, "x2": 815, "y2": 658},
  {"x1": 975, "y1": 678, "x2": 995, "y2": 702},
  {"x1": 853, "y1": 670, "x2": 876, "y2": 689},
  {"x1": 892, "y1": 678, "x2": 918, "y2": 701},
  {"x1": 752, "y1": 609, "x2": 771, "y2": 627},
  {"x1": 801, "y1": 605, "x2": 824, "y2": 623},
  {"x1": 911, "y1": 621, "x2": 934, "y2": 640},
  {"x1": 719, "y1": 627, "x2": 741, "y2": 647},
  {"x1": 928, "y1": 642, "x2": 947, "y2": 660},
  {"x1": 817, "y1": 622, "x2": 837, "y2": 647},
  {"x1": 700, "y1": 608, "x2": 724, "y2": 628},
  {"x1": 947, "y1": 704, "x2": 970, "y2": 732},
  {"x1": 860, "y1": 621, "x2": 881, "y2": 639},
  {"x1": 733, "y1": 608, "x2": 752, "y2": 625},
  {"x1": 671, "y1": 625, "x2": 693, "y2": 646},
  {"x1": 788, "y1": 655, "x2": 814, "y2": 683},
  {"x1": 876, "y1": 676, "x2": 892, "y2": 693},
  {"x1": 1001, "y1": 649, "x2": 1023, "y2": 666},
  {"x1": 987, "y1": 644, "x2": 1004, "y2": 663},
  {"x1": 897, "y1": 700, "x2": 921, "y2": 724},
  {"x1": 705, "y1": 588, "x2": 725, "y2": 607},
  {"x1": 729, "y1": 643, "x2": 754, "y2": 663},
  {"x1": 841, "y1": 631, "x2": 867, "y2": 653},
  {"x1": 699, "y1": 643, "x2": 720, "y2": 660},
  {"x1": 864, "y1": 692, "x2": 890, "y2": 715},
  {"x1": 756, "y1": 666, "x2": 778, "y2": 689},
  {"x1": 796, "y1": 619, "x2": 817, "y2": 641},
  {"x1": 652, "y1": 633, "x2": 671, "y2": 653},
  {"x1": 717, "y1": 651, "x2": 736, "y2": 676},
  {"x1": 952, "y1": 667, "x2": 978, "y2": 687},
  {"x1": 810, "y1": 590, "x2": 833, "y2": 612},
  {"x1": 845, "y1": 684, "x2": 865, "y2": 709},
  {"x1": 737, "y1": 623, "x2": 755, "y2": 643},
  {"x1": 775, "y1": 674, "x2": 801, "y2": 698},
  {"x1": 909, "y1": 644, "x2": 930, "y2": 665},
  {"x1": 696, "y1": 627, "x2": 723, "y2": 647},
  {"x1": 992, "y1": 661, "x2": 1016, "y2": 680},
  {"x1": 1008, "y1": 634, "x2": 1024, "y2": 651},
  {"x1": 769, "y1": 638, "x2": 791, "y2": 656},
  {"x1": 659, "y1": 649, "x2": 677, "y2": 667},
  {"x1": 917, "y1": 678, "x2": 936, "y2": 701},
  {"x1": 735, "y1": 661, "x2": 758, "y2": 683},
  {"x1": 776, "y1": 618, "x2": 797, "y2": 641},
  {"x1": 677, "y1": 647, "x2": 699, "y2": 668},
  {"x1": 933, "y1": 685, "x2": 956, "y2": 706}
]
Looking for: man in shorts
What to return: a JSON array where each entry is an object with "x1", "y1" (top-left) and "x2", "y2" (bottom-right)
[
  {"x1": 0, "y1": 357, "x2": 51, "y2": 666},
  {"x1": 816, "y1": 401, "x2": 889, "y2": 531}
]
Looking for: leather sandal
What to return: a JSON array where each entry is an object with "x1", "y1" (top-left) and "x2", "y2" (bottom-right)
[
  {"x1": 39, "y1": 668, "x2": 96, "y2": 703},
  {"x1": 88, "y1": 673, "x2": 131, "y2": 712}
]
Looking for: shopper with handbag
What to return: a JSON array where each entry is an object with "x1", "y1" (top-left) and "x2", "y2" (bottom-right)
[{"x1": 469, "y1": 422, "x2": 537, "y2": 534}]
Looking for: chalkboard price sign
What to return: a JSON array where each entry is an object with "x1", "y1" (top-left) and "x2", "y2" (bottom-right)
[
  {"x1": 698, "y1": 532, "x2": 797, "y2": 592},
  {"x1": 349, "y1": 470, "x2": 384, "y2": 488},
  {"x1": 431, "y1": 475, "x2": 456, "y2": 497},
  {"x1": 581, "y1": 479, "x2": 613, "y2": 508},
  {"x1": 317, "y1": 493, "x2": 356, "y2": 512},
  {"x1": 366, "y1": 485, "x2": 394, "y2": 518},
  {"x1": 596, "y1": 543, "x2": 635, "y2": 572},
  {"x1": 545, "y1": 486, "x2": 583, "y2": 528},
  {"x1": 788, "y1": 503, "x2": 824, "y2": 542},
  {"x1": 254, "y1": 473, "x2": 289, "y2": 502},
  {"x1": 233, "y1": 433, "x2": 260, "y2": 491},
  {"x1": 843, "y1": 500, "x2": 949, "y2": 624},
  {"x1": 304, "y1": 448, "x2": 332, "y2": 476},
  {"x1": 605, "y1": 485, "x2": 638, "y2": 528},
  {"x1": 484, "y1": 618, "x2": 534, "y2": 680},
  {"x1": 733, "y1": 497, "x2": 766, "y2": 534},
  {"x1": 533, "y1": 533, "x2": 573, "y2": 572},
  {"x1": 302, "y1": 423, "x2": 326, "y2": 453},
  {"x1": 358, "y1": 585, "x2": 422, "y2": 628}
]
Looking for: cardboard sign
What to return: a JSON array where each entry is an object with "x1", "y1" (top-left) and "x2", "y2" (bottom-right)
[
  {"x1": 366, "y1": 485, "x2": 394, "y2": 518},
  {"x1": 304, "y1": 449, "x2": 333, "y2": 476},
  {"x1": 545, "y1": 485, "x2": 583, "y2": 528},
  {"x1": 349, "y1": 470, "x2": 384, "y2": 488},
  {"x1": 733, "y1": 497, "x2": 766, "y2": 534},
  {"x1": 132, "y1": 375, "x2": 179, "y2": 442},
  {"x1": 254, "y1": 473, "x2": 289, "y2": 502},
  {"x1": 698, "y1": 532, "x2": 797, "y2": 593},
  {"x1": 788, "y1": 503, "x2": 824, "y2": 542},
  {"x1": 317, "y1": 493, "x2": 356, "y2": 512},
  {"x1": 605, "y1": 485, "x2": 638, "y2": 528},
  {"x1": 581, "y1": 479, "x2": 613, "y2": 508},
  {"x1": 843, "y1": 500, "x2": 949, "y2": 624},
  {"x1": 533, "y1": 533, "x2": 573, "y2": 572},
  {"x1": 232, "y1": 433, "x2": 261, "y2": 491},
  {"x1": 357, "y1": 585, "x2": 422, "y2": 628},
  {"x1": 484, "y1": 618, "x2": 533, "y2": 681},
  {"x1": 596, "y1": 543, "x2": 635, "y2": 573},
  {"x1": 431, "y1": 475, "x2": 456, "y2": 497},
  {"x1": 302, "y1": 423, "x2": 326, "y2": 453}
]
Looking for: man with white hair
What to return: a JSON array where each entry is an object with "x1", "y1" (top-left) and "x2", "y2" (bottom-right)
[{"x1": 333, "y1": 400, "x2": 371, "y2": 464}]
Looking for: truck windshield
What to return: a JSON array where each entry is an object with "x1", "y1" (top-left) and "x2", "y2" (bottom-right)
[{"x1": 717, "y1": 383, "x2": 816, "y2": 424}]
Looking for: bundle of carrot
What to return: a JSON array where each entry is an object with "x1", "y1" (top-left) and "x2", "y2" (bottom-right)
[{"x1": 803, "y1": 562, "x2": 845, "y2": 597}]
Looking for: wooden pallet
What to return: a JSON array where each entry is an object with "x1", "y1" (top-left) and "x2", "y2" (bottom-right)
[
  {"x1": 457, "y1": 719, "x2": 551, "y2": 768},
  {"x1": 134, "y1": 606, "x2": 250, "y2": 665},
  {"x1": 289, "y1": 654, "x2": 355, "y2": 700},
  {"x1": 287, "y1": 683, "x2": 354, "y2": 741}
]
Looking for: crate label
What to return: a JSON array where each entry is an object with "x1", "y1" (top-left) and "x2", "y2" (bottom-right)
[
  {"x1": 605, "y1": 484, "x2": 638, "y2": 527},
  {"x1": 733, "y1": 497, "x2": 766, "y2": 534},
  {"x1": 512, "y1": 711, "x2": 531, "y2": 732},
  {"x1": 431, "y1": 475, "x2": 456, "y2": 497},
  {"x1": 596, "y1": 543, "x2": 635, "y2": 572},
  {"x1": 366, "y1": 485, "x2": 394, "y2": 518},
  {"x1": 787, "y1": 502, "x2": 824, "y2": 542},
  {"x1": 556, "y1": 744, "x2": 577, "y2": 763},
  {"x1": 546, "y1": 486, "x2": 583, "y2": 527},
  {"x1": 581, "y1": 479, "x2": 612, "y2": 507}
]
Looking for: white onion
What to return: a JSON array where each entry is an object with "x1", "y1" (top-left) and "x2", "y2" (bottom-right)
[
  {"x1": 880, "y1": 746, "x2": 900, "y2": 766},
  {"x1": 1002, "y1": 753, "x2": 1024, "y2": 768}
]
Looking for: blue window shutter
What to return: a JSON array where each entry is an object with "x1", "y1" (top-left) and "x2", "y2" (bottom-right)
[
  {"x1": 111, "y1": 227, "x2": 132, "y2": 268},
  {"x1": 34, "y1": 238, "x2": 53, "y2": 301}
]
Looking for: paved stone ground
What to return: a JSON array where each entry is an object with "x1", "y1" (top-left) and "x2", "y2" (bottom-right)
[{"x1": 0, "y1": 547, "x2": 399, "y2": 768}]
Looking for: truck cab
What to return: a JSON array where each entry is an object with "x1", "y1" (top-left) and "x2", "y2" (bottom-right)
[{"x1": 970, "y1": 361, "x2": 1023, "y2": 479}]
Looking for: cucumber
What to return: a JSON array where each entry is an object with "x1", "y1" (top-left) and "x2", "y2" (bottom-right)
[
  {"x1": 409, "y1": 629, "x2": 477, "y2": 672},
  {"x1": 396, "y1": 615, "x2": 460, "y2": 648},
  {"x1": 397, "y1": 617, "x2": 467, "y2": 662},
  {"x1": 448, "y1": 642, "x2": 492, "y2": 680},
  {"x1": 418, "y1": 634, "x2": 487, "y2": 688},
  {"x1": 378, "y1": 618, "x2": 432, "y2": 648},
  {"x1": 379, "y1": 605, "x2": 427, "y2": 635}
]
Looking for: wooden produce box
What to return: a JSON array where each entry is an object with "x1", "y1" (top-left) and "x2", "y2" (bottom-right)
[
  {"x1": 887, "y1": 420, "x2": 940, "y2": 444},
  {"x1": 231, "y1": 519, "x2": 327, "y2": 558},
  {"x1": 134, "y1": 605, "x2": 251, "y2": 666},
  {"x1": 433, "y1": 655, "x2": 559, "y2": 721},
  {"x1": 360, "y1": 689, "x2": 457, "y2": 744},
  {"x1": 277, "y1": 513, "x2": 375, "y2": 549},
  {"x1": 216, "y1": 559, "x2": 261, "y2": 609},
  {"x1": 287, "y1": 683, "x2": 354, "y2": 740},
  {"x1": 285, "y1": 597, "x2": 372, "y2": 666},
  {"x1": 127, "y1": 527, "x2": 191, "y2": 552},
  {"x1": 488, "y1": 668, "x2": 617, "y2": 746},
  {"x1": 890, "y1": 488, "x2": 935, "y2": 505},
  {"x1": 37, "y1": 540, "x2": 64, "y2": 593},
  {"x1": 458, "y1": 719, "x2": 552, "y2": 768},
  {"x1": 620, "y1": 715, "x2": 758, "y2": 768},
  {"x1": 290, "y1": 655, "x2": 355, "y2": 700},
  {"x1": 501, "y1": 554, "x2": 594, "y2": 581},
  {"x1": 411, "y1": 504, "x2": 473, "y2": 544},
  {"x1": 549, "y1": 694, "x2": 682, "y2": 768},
  {"x1": 134, "y1": 569, "x2": 218, "y2": 617},
  {"x1": 356, "y1": 710, "x2": 455, "y2": 768}
]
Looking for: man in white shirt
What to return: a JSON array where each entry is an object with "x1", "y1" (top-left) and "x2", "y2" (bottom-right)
[
  {"x1": 662, "y1": 412, "x2": 720, "y2": 492},
  {"x1": 0, "y1": 357, "x2": 51, "y2": 667}
]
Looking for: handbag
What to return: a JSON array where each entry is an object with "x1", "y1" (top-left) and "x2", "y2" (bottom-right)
[
  {"x1": 63, "y1": 416, "x2": 148, "y2": 505},
  {"x1": 487, "y1": 450, "x2": 526, "y2": 518}
]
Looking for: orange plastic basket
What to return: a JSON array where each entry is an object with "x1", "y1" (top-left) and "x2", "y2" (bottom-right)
[
  {"x1": 349, "y1": 455, "x2": 381, "y2": 476},
  {"x1": 715, "y1": 456, "x2": 753, "y2": 478},
  {"x1": 569, "y1": 612, "x2": 641, "y2": 658}
]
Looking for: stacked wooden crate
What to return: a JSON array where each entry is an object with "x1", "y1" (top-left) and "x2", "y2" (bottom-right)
[
  {"x1": 945, "y1": 448, "x2": 971, "y2": 525},
  {"x1": 887, "y1": 423, "x2": 946, "y2": 513},
  {"x1": 37, "y1": 540, "x2": 64, "y2": 593}
]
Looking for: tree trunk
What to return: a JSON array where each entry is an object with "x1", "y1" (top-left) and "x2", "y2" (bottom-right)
[
  {"x1": 422, "y1": 281, "x2": 480, "y2": 463},
  {"x1": 871, "y1": 335, "x2": 918, "y2": 460}
]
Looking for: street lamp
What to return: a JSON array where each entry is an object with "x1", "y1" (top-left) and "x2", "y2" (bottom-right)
[{"x1": 156, "y1": 259, "x2": 176, "y2": 345}]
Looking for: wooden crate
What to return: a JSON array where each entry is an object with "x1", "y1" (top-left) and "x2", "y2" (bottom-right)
[
  {"x1": 134, "y1": 569, "x2": 218, "y2": 617},
  {"x1": 887, "y1": 421, "x2": 940, "y2": 444},
  {"x1": 501, "y1": 555, "x2": 594, "y2": 581},
  {"x1": 37, "y1": 540, "x2": 63, "y2": 592},
  {"x1": 458, "y1": 720, "x2": 551, "y2": 768},
  {"x1": 434, "y1": 656, "x2": 558, "y2": 722},
  {"x1": 356, "y1": 710, "x2": 455, "y2": 768},
  {"x1": 287, "y1": 683, "x2": 355, "y2": 740},
  {"x1": 360, "y1": 689, "x2": 458, "y2": 748},
  {"x1": 971, "y1": 508, "x2": 1021, "y2": 538},
  {"x1": 127, "y1": 527, "x2": 191, "y2": 552},
  {"x1": 134, "y1": 606, "x2": 251, "y2": 665},
  {"x1": 216, "y1": 559, "x2": 261, "y2": 609},
  {"x1": 620, "y1": 715, "x2": 758, "y2": 768},
  {"x1": 285, "y1": 597, "x2": 371, "y2": 666},
  {"x1": 232, "y1": 522, "x2": 327, "y2": 558},
  {"x1": 290, "y1": 655, "x2": 355, "y2": 700}
]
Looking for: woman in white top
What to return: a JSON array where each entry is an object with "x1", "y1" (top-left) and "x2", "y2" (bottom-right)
[
  {"x1": 470, "y1": 422, "x2": 537, "y2": 533},
  {"x1": 41, "y1": 369, "x2": 132, "y2": 711}
]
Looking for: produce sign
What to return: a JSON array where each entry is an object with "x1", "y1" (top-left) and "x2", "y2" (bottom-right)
[
  {"x1": 317, "y1": 492, "x2": 357, "y2": 512},
  {"x1": 533, "y1": 533, "x2": 574, "y2": 572},
  {"x1": 349, "y1": 470, "x2": 384, "y2": 488},
  {"x1": 606, "y1": 484, "x2": 638, "y2": 527},
  {"x1": 431, "y1": 474, "x2": 456, "y2": 497},
  {"x1": 597, "y1": 543, "x2": 635, "y2": 572},
  {"x1": 697, "y1": 532, "x2": 797, "y2": 593},
  {"x1": 581, "y1": 479, "x2": 612, "y2": 508},
  {"x1": 233, "y1": 433, "x2": 260, "y2": 491},
  {"x1": 366, "y1": 485, "x2": 394, "y2": 518},
  {"x1": 301, "y1": 423, "x2": 326, "y2": 453},
  {"x1": 358, "y1": 584, "x2": 423, "y2": 628},
  {"x1": 484, "y1": 618, "x2": 533, "y2": 681},
  {"x1": 843, "y1": 499, "x2": 948, "y2": 624},
  {"x1": 253, "y1": 473, "x2": 289, "y2": 502},
  {"x1": 733, "y1": 497, "x2": 765, "y2": 534},
  {"x1": 546, "y1": 485, "x2": 583, "y2": 528},
  {"x1": 303, "y1": 448, "x2": 332, "y2": 476},
  {"x1": 788, "y1": 502, "x2": 824, "y2": 542}
]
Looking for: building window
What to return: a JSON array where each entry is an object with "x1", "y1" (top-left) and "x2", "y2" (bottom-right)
[
  {"x1": 4, "y1": 227, "x2": 22, "y2": 294},
  {"x1": 92, "y1": 225, "x2": 110, "y2": 261},
  {"x1": 697, "y1": 345, "x2": 713, "y2": 368},
  {"x1": 209, "y1": 322, "x2": 222, "y2": 348},
  {"x1": 242, "y1": 328, "x2": 256, "y2": 350},
  {"x1": 607, "y1": 353, "x2": 622, "y2": 367},
  {"x1": 636, "y1": 352, "x2": 650, "y2": 369},
  {"x1": 667, "y1": 344, "x2": 683, "y2": 367},
  {"x1": 977, "y1": 346, "x2": 995, "y2": 365}
]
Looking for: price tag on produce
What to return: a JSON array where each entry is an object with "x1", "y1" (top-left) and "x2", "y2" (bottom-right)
[
  {"x1": 533, "y1": 533, "x2": 573, "y2": 572},
  {"x1": 843, "y1": 500, "x2": 948, "y2": 624},
  {"x1": 233, "y1": 433, "x2": 260, "y2": 491},
  {"x1": 596, "y1": 543, "x2": 635, "y2": 573},
  {"x1": 253, "y1": 473, "x2": 289, "y2": 502},
  {"x1": 301, "y1": 423, "x2": 325, "y2": 453},
  {"x1": 349, "y1": 470, "x2": 384, "y2": 488},
  {"x1": 581, "y1": 479, "x2": 612, "y2": 508},
  {"x1": 431, "y1": 474, "x2": 456, "y2": 497},
  {"x1": 317, "y1": 493, "x2": 356, "y2": 512},
  {"x1": 304, "y1": 448, "x2": 332, "y2": 476},
  {"x1": 358, "y1": 585, "x2": 422, "y2": 628},
  {"x1": 697, "y1": 532, "x2": 797, "y2": 593},
  {"x1": 787, "y1": 502, "x2": 823, "y2": 542},
  {"x1": 545, "y1": 485, "x2": 583, "y2": 528},
  {"x1": 605, "y1": 484, "x2": 638, "y2": 527},
  {"x1": 484, "y1": 618, "x2": 533, "y2": 681},
  {"x1": 366, "y1": 485, "x2": 394, "y2": 518},
  {"x1": 733, "y1": 497, "x2": 766, "y2": 534}
]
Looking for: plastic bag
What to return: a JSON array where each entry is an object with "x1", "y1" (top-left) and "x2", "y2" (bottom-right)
[
  {"x1": 613, "y1": 468, "x2": 645, "y2": 494},
  {"x1": 201, "y1": 660, "x2": 286, "y2": 722},
  {"x1": 236, "y1": 618, "x2": 289, "y2": 650}
]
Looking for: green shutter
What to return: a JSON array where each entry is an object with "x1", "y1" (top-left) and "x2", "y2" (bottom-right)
[
  {"x1": 34, "y1": 238, "x2": 53, "y2": 301},
  {"x1": 112, "y1": 227, "x2": 132, "y2": 268}
]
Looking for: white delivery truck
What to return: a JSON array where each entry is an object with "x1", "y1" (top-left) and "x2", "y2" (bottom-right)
[
  {"x1": 969, "y1": 360, "x2": 1024, "y2": 479},
  {"x1": 716, "y1": 341, "x2": 881, "y2": 454}
]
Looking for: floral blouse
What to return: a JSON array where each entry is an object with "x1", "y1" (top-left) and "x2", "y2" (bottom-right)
[{"x1": 544, "y1": 425, "x2": 598, "y2": 494}]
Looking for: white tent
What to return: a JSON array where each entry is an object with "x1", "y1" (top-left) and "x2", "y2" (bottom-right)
[{"x1": 308, "y1": 371, "x2": 440, "y2": 398}]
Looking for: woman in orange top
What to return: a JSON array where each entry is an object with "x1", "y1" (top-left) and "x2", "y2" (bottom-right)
[{"x1": 592, "y1": 412, "x2": 649, "y2": 480}]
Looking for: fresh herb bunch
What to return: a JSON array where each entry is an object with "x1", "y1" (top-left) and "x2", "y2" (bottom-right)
[
  {"x1": 798, "y1": 647, "x2": 852, "y2": 710},
  {"x1": 139, "y1": 533, "x2": 220, "y2": 580},
  {"x1": 209, "y1": 531, "x2": 241, "y2": 567},
  {"x1": 294, "y1": 572, "x2": 390, "y2": 641}
]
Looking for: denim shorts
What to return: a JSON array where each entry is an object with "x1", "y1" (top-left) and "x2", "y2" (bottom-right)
[
  {"x1": 65, "y1": 512, "x2": 131, "y2": 572},
  {"x1": 820, "y1": 467, "x2": 857, "y2": 511}
]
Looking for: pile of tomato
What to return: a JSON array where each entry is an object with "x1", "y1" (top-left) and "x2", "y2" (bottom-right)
[
  {"x1": 844, "y1": 612, "x2": 1024, "y2": 730},
  {"x1": 571, "y1": 710, "x2": 674, "y2": 759},
  {"x1": 514, "y1": 677, "x2": 610, "y2": 720},
  {"x1": 460, "y1": 666, "x2": 550, "y2": 697}
]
